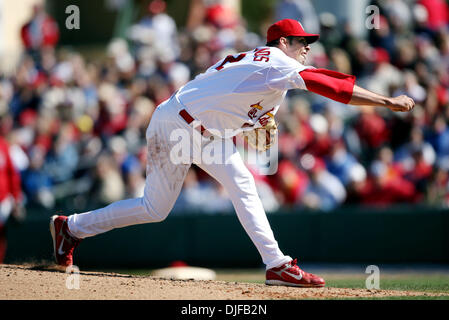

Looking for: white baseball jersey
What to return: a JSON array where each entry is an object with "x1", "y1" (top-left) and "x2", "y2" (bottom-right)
[
  {"x1": 66, "y1": 46, "x2": 312, "y2": 272},
  {"x1": 176, "y1": 46, "x2": 312, "y2": 138}
]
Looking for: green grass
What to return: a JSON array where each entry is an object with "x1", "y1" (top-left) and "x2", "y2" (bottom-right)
[
  {"x1": 216, "y1": 271, "x2": 449, "y2": 300},
  {"x1": 323, "y1": 274, "x2": 449, "y2": 294},
  {"x1": 96, "y1": 268, "x2": 449, "y2": 299}
]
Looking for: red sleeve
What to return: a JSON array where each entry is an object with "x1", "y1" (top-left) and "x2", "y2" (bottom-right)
[
  {"x1": 42, "y1": 17, "x2": 59, "y2": 47},
  {"x1": 20, "y1": 24, "x2": 31, "y2": 49},
  {"x1": 0, "y1": 139, "x2": 22, "y2": 203},
  {"x1": 7, "y1": 150, "x2": 22, "y2": 202},
  {"x1": 3, "y1": 142, "x2": 22, "y2": 202},
  {"x1": 299, "y1": 68, "x2": 356, "y2": 104}
]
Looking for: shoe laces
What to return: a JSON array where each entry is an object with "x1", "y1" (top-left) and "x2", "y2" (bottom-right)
[
  {"x1": 290, "y1": 258, "x2": 304, "y2": 276},
  {"x1": 290, "y1": 258, "x2": 298, "y2": 267},
  {"x1": 62, "y1": 222, "x2": 81, "y2": 247}
]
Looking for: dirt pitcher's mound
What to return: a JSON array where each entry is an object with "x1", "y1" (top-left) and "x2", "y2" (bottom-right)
[{"x1": 0, "y1": 264, "x2": 445, "y2": 300}]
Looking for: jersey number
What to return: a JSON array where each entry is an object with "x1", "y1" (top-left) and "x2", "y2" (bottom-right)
[
  {"x1": 215, "y1": 53, "x2": 246, "y2": 71},
  {"x1": 253, "y1": 48, "x2": 270, "y2": 62}
]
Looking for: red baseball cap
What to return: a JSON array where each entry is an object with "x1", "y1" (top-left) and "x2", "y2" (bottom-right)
[
  {"x1": 267, "y1": 19, "x2": 319, "y2": 44},
  {"x1": 148, "y1": 0, "x2": 166, "y2": 15}
]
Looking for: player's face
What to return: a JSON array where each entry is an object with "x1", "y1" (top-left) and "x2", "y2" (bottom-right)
[{"x1": 282, "y1": 37, "x2": 310, "y2": 64}]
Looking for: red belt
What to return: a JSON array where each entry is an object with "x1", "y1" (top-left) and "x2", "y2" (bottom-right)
[{"x1": 179, "y1": 109, "x2": 212, "y2": 138}]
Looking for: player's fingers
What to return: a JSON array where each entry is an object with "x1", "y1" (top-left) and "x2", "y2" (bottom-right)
[
  {"x1": 403, "y1": 99, "x2": 414, "y2": 111},
  {"x1": 400, "y1": 97, "x2": 414, "y2": 111}
]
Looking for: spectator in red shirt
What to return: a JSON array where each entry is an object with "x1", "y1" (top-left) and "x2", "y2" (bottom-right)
[
  {"x1": 0, "y1": 137, "x2": 25, "y2": 263},
  {"x1": 267, "y1": 159, "x2": 309, "y2": 207},
  {"x1": 403, "y1": 147, "x2": 433, "y2": 193},
  {"x1": 20, "y1": 4, "x2": 59, "y2": 51},
  {"x1": 355, "y1": 108, "x2": 390, "y2": 150},
  {"x1": 302, "y1": 113, "x2": 332, "y2": 158},
  {"x1": 20, "y1": 4, "x2": 59, "y2": 69},
  {"x1": 357, "y1": 147, "x2": 419, "y2": 206},
  {"x1": 418, "y1": 0, "x2": 449, "y2": 31}
]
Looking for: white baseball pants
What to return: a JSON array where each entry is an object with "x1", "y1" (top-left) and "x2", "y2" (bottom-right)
[{"x1": 67, "y1": 95, "x2": 291, "y2": 270}]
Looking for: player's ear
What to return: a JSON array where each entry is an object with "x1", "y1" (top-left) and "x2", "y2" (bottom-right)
[{"x1": 278, "y1": 37, "x2": 288, "y2": 47}]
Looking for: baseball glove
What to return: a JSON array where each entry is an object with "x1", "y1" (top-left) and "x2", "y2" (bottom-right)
[{"x1": 242, "y1": 117, "x2": 278, "y2": 152}]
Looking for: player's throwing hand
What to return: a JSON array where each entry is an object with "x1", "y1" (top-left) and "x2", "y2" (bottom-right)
[
  {"x1": 387, "y1": 95, "x2": 415, "y2": 112},
  {"x1": 348, "y1": 85, "x2": 415, "y2": 112}
]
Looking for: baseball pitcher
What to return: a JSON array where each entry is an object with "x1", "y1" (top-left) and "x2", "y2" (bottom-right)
[{"x1": 50, "y1": 19, "x2": 414, "y2": 287}]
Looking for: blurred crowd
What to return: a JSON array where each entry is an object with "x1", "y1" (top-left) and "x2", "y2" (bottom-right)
[{"x1": 1, "y1": 0, "x2": 449, "y2": 218}]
